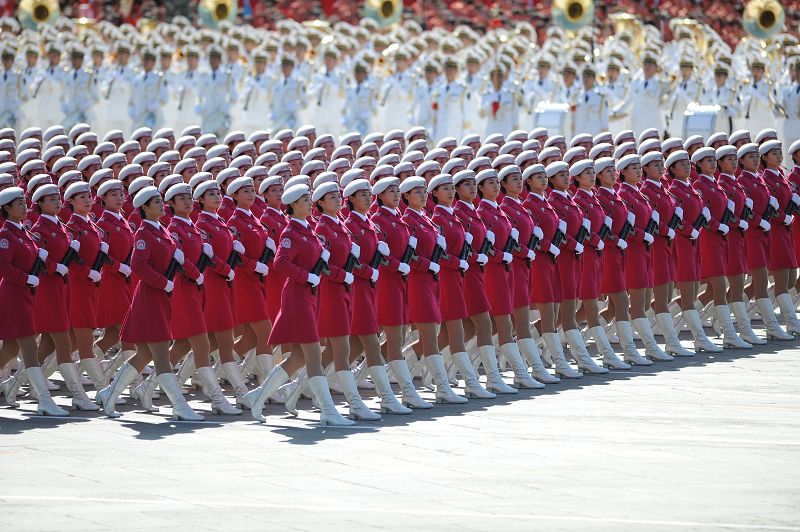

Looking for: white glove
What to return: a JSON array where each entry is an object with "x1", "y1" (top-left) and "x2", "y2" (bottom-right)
[
  {"x1": 476, "y1": 253, "x2": 489, "y2": 265},
  {"x1": 266, "y1": 237, "x2": 277, "y2": 253},
  {"x1": 769, "y1": 196, "x2": 779, "y2": 210},
  {"x1": 581, "y1": 218, "x2": 591, "y2": 230},
  {"x1": 643, "y1": 232, "x2": 654, "y2": 244},
  {"x1": 88, "y1": 269, "x2": 101, "y2": 283},
  {"x1": 532, "y1": 226, "x2": 543, "y2": 240},
  {"x1": 165, "y1": 280, "x2": 174, "y2": 293},
  {"x1": 557, "y1": 220, "x2": 567, "y2": 233},
  {"x1": 744, "y1": 198, "x2": 753, "y2": 209},
  {"x1": 55, "y1": 263, "x2": 69, "y2": 276},
  {"x1": 377, "y1": 241, "x2": 390, "y2": 255},
  {"x1": 526, "y1": 248, "x2": 535, "y2": 260},
  {"x1": 350, "y1": 242, "x2": 361, "y2": 259},
  {"x1": 616, "y1": 239, "x2": 628, "y2": 250},
  {"x1": 344, "y1": 272, "x2": 354, "y2": 285},
  {"x1": 792, "y1": 193, "x2": 800, "y2": 205},
  {"x1": 464, "y1": 232, "x2": 474, "y2": 245},
  {"x1": 459, "y1": 259, "x2": 470, "y2": 271},
  {"x1": 626, "y1": 212, "x2": 635, "y2": 225},
  {"x1": 232, "y1": 240, "x2": 245, "y2": 254},
  {"x1": 118, "y1": 263, "x2": 132, "y2": 277},
  {"x1": 690, "y1": 228, "x2": 700, "y2": 240},
  {"x1": 254, "y1": 261, "x2": 268, "y2": 275},
  {"x1": 738, "y1": 219, "x2": 749, "y2": 231},
  {"x1": 195, "y1": 273, "x2": 204, "y2": 286},
  {"x1": 548, "y1": 244, "x2": 561, "y2": 256},
  {"x1": 701, "y1": 206, "x2": 711, "y2": 221},
  {"x1": 408, "y1": 235, "x2": 418, "y2": 249},
  {"x1": 226, "y1": 270, "x2": 236, "y2": 282},
  {"x1": 667, "y1": 228, "x2": 676, "y2": 240},
  {"x1": 69, "y1": 240, "x2": 80, "y2": 252},
  {"x1": 428, "y1": 262, "x2": 441, "y2": 274},
  {"x1": 485, "y1": 230, "x2": 495, "y2": 245},
  {"x1": 603, "y1": 215, "x2": 612, "y2": 228},
  {"x1": 726, "y1": 199, "x2": 735, "y2": 211},
  {"x1": 99, "y1": 242, "x2": 109, "y2": 254},
  {"x1": 307, "y1": 273, "x2": 321, "y2": 287},
  {"x1": 650, "y1": 210, "x2": 660, "y2": 223},
  {"x1": 759, "y1": 219, "x2": 772, "y2": 231},
  {"x1": 502, "y1": 251, "x2": 513, "y2": 263},
  {"x1": 202, "y1": 243, "x2": 214, "y2": 258},
  {"x1": 674, "y1": 206, "x2": 684, "y2": 220},
  {"x1": 173, "y1": 248, "x2": 185, "y2": 265},
  {"x1": 574, "y1": 242, "x2": 584, "y2": 254},
  {"x1": 37, "y1": 248, "x2": 48, "y2": 261},
  {"x1": 436, "y1": 234, "x2": 447, "y2": 250},
  {"x1": 784, "y1": 214, "x2": 794, "y2": 226},
  {"x1": 596, "y1": 240, "x2": 605, "y2": 251},
  {"x1": 397, "y1": 262, "x2": 411, "y2": 275},
  {"x1": 320, "y1": 248, "x2": 331, "y2": 262},
  {"x1": 370, "y1": 269, "x2": 379, "y2": 283},
  {"x1": 26, "y1": 275, "x2": 39, "y2": 288}
]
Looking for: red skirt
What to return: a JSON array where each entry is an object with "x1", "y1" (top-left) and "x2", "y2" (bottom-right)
[
  {"x1": 0, "y1": 281, "x2": 35, "y2": 340},
  {"x1": 769, "y1": 223, "x2": 798, "y2": 270},
  {"x1": 68, "y1": 275, "x2": 99, "y2": 329},
  {"x1": 699, "y1": 230, "x2": 728, "y2": 278},
  {"x1": 725, "y1": 228, "x2": 748, "y2": 276},
  {"x1": 745, "y1": 229, "x2": 769, "y2": 270},
  {"x1": 625, "y1": 241, "x2": 653, "y2": 289},
  {"x1": 531, "y1": 256, "x2": 562, "y2": 304},
  {"x1": 652, "y1": 238, "x2": 676, "y2": 285},
  {"x1": 579, "y1": 248, "x2": 602, "y2": 300},
  {"x1": 350, "y1": 278, "x2": 379, "y2": 335},
  {"x1": 233, "y1": 270, "x2": 269, "y2": 324},
  {"x1": 376, "y1": 270, "x2": 408, "y2": 326},
  {"x1": 438, "y1": 267, "x2": 469, "y2": 321},
  {"x1": 96, "y1": 270, "x2": 133, "y2": 327},
  {"x1": 203, "y1": 272, "x2": 236, "y2": 333},
  {"x1": 674, "y1": 236, "x2": 701, "y2": 282},
  {"x1": 268, "y1": 280, "x2": 319, "y2": 345},
  {"x1": 34, "y1": 274, "x2": 70, "y2": 333},
  {"x1": 463, "y1": 267, "x2": 491, "y2": 315},
  {"x1": 509, "y1": 260, "x2": 532, "y2": 308},
  {"x1": 601, "y1": 246, "x2": 626, "y2": 294},
  {"x1": 266, "y1": 271, "x2": 285, "y2": 322},
  {"x1": 558, "y1": 250, "x2": 581, "y2": 300},
  {"x1": 484, "y1": 261, "x2": 512, "y2": 316},
  {"x1": 120, "y1": 283, "x2": 173, "y2": 343},
  {"x1": 171, "y1": 276, "x2": 207, "y2": 339},
  {"x1": 408, "y1": 270, "x2": 442, "y2": 324},
  {"x1": 318, "y1": 279, "x2": 352, "y2": 337}
]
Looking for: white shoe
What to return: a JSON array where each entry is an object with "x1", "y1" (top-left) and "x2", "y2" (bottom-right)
[
  {"x1": 102, "y1": 349, "x2": 134, "y2": 380},
  {"x1": 369, "y1": 365, "x2": 412, "y2": 414},
  {"x1": 714, "y1": 304, "x2": 753, "y2": 349},
  {"x1": 79, "y1": 357, "x2": 108, "y2": 391},
  {"x1": 326, "y1": 366, "x2": 346, "y2": 394},
  {"x1": 1, "y1": 368, "x2": 25, "y2": 407},
  {"x1": 242, "y1": 366, "x2": 290, "y2": 422},
  {"x1": 654, "y1": 313, "x2": 695, "y2": 357},
  {"x1": 451, "y1": 352, "x2": 495, "y2": 398},
  {"x1": 96, "y1": 363, "x2": 140, "y2": 418},
  {"x1": 564, "y1": 329, "x2": 609, "y2": 374},
  {"x1": 518, "y1": 338, "x2": 560, "y2": 383},
  {"x1": 338, "y1": 370, "x2": 381, "y2": 421},
  {"x1": 254, "y1": 353, "x2": 275, "y2": 382},
  {"x1": 197, "y1": 366, "x2": 242, "y2": 415},
  {"x1": 756, "y1": 298, "x2": 794, "y2": 340},
  {"x1": 543, "y1": 332, "x2": 583, "y2": 378},
  {"x1": 282, "y1": 369, "x2": 307, "y2": 416},
  {"x1": 222, "y1": 361, "x2": 253, "y2": 409},
  {"x1": 388, "y1": 360, "x2": 432, "y2": 409},
  {"x1": 59, "y1": 363, "x2": 100, "y2": 411},
  {"x1": 616, "y1": 321, "x2": 653, "y2": 366},
  {"x1": 131, "y1": 373, "x2": 160, "y2": 412},
  {"x1": 590, "y1": 326, "x2": 631, "y2": 369},
  {"x1": 425, "y1": 354, "x2": 468, "y2": 404},
  {"x1": 308, "y1": 375, "x2": 356, "y2": 426},
  {"x1": 776, "y1": 293, "x2": 800, "y2": 335},
  {"x1": 175, "y1": 354, "x2": 197, "y2": 390},
  {"x1": 500, "y1": 343, "x2": 546, "y2": 388},
  {"x1": 478, "y1": 345, "x2": 518, "y2": 393},
  {"x1": 157, "y1": 373, "x2": 204, "y2": 421},
  {"x1": 731, "y1": 302, "x2": 766, "y2": 345},
  {"x1": 684, "y1": 309, "x2": 723, "y2": 352},
  {"x1": 632, "y1": 318, "x2": 674, "y2": 361},
  {"x1": 25, "y1": 367, "x2": 68, "y2": 417}
]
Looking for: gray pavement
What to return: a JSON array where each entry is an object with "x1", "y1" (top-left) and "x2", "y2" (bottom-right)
[{"x1": 2, "y1": 331, "x2": 800, "y2": 532}]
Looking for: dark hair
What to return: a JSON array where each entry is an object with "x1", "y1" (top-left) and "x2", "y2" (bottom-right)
[
  {"x1": 0, "y1": 204, "x2": 9, "y2": 219},
  {"x1": 667, "y1": 166, "x2": 677, "y2": 180},
  {"x1": 618, "y1": 169, "x2": 628, "y2": 183},
  {"x1": 401, "y1": 193, "x2": 409, "y2": 205},
  {"x1": 476, "y1": 182, "x2": 485, "y2": 199},
  {"x1": 315, "y1": 200, "x2": 324, "y2": 213},
  {"x1": 376, "y1": 196, "x2": 384, "y2": 206},
  {"x1": 139, "y1": 195, "x2": 159, "y2": 221},
  {"x1": 346, "y1": 198, "x2": 355, "y2": 211},
  {"x1": 286, "y1": 204, "x2": 295, "y2": 216}
]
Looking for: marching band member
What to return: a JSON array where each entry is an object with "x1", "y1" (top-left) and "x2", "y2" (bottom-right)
[
  {"x1": 96, "y1": 187, "x2": 204, "y2": 420},
  {"x1": 270, "y1": 56, "x2": 307, "y2": 131},
  {"x1": 433, "y1": 59, "x2": 467, "y2": 142},
  {"x1": 343, "y1": 62, "x2": 378, "y2": 136},
  {"x1": 481, "y1": 65, "x2": 517, "y2": 136},
  {"x1": 198, "y1": 46, "x2": 237, "y2": 137},
  {"x1": 128, "y1": 49, "x2": 169, "y2": 130}
]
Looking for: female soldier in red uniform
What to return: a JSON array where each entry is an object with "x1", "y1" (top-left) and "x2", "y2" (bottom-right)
[
  {"x1": 243, "y1": 184, "x2": 356, "y2": 426},
  {"x1": 666, "y1": 150, "x2": 722, "y2": 352},
  {"x1": 430, "y1": 174, "x2": 497, "y2": 398},
  {"x1": 0, "y1": 187, "x2": 69, "y2": 416},
  {"x1": 97, "y1": 186, "x2": 204, "y2": 421},
  {"x1": 616, "y1": 154, "x2": 673, "y2": 361}
]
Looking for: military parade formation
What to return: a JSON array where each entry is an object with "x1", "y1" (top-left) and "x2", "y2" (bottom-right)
[{"x1": 2, "y1": 3, "x2": 800, "y2": 426}]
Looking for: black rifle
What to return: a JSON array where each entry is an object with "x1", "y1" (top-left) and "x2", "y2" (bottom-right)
[
  {"x1": 256, "y1": 243, "x2": 275, "y2": 282},
  {"x1": 477, "y1": 235, "x2": 493, "y2": 272},
  {"x1": 90, "y1": 248, "x2": 113, "y2": 287},
  {"x1": 598, "y1": 223, "x2": 611, "y2": 241},
  {"x1": 342, "y1": 252, "x2": 360, "y2": 292},
  {"x1": 308, "y1": 254, "x2": 331, "y2": 295},
  {"x1": 644, "y1": 217, "x2": 658, "y2": 250},
  {"x1": 59, "y1": 247, "x2": 79, "y2": 284},
  {"x1": 740, "y1": 204, "x2": 753, "y2": 222},
  {"x1": 763, "y1": 202, "x2": 777, "y2": 224},
  {"x1": 668, "y1": 212, "x2": 682, "y2": 231},
  {"x1": 164, "y1": 257, "x2": 184, "y2": 296},
  {"x1": 692, "y1": 212, "x2": 708, "y2": 231},
  {"x1": 786, "y1": 198, "x2": 800, "y2": 217},
  {"x1": 429, "y1": 233, "x2": 447, "y2": 281},
  {"x1": 501, "y1": 230, "x2": 518, "y2": 272},
  {"x1": 28, "y1": 255, "x2": 45, "y2": 294},
  {"x1": 195, "y1": 251, "x2": 214, "y2": 291},
  {"x1": 552, "y1": 227, "x2": 566, "y2": 248},
  {"x1": 525, "y1": 232, "x2": 538, "y2": 266},
  {"x1": 399, "y1": 233, "x2": 418, "y2": 280},
  {"x1": 368, "y1": 249, "x2": 389, "y2": 288},
  {"x1": 458, "y1": 239, "x2": 472, "y2": 277},
  {"x1": 122, "y1": 248, "x2": 132, "y2": 284},
  {"x1": 226, "y1": 249, "x2": 242, "y2": 287}
]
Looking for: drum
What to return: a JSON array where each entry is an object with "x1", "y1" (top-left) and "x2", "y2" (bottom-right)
[
  {"x1": 534, "y1": 102, "x2": 570, "y2": 137},
  {"x1": 683, "y1": 103, "x2": 720, "y2": 139}
]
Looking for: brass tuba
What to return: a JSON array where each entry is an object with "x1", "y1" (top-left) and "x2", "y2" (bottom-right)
[
  {"x1": 364, "y1": 0, "x2": 403, "y2": 28},
  {"x1": 743, "y1": 0, "x2": 785, "y2": 41},
  {"x1": 16, "y1": 0, "x2": 59, "y2": 30},
  {"x1": 609, "y1": 12, "x2": 645, "y2": 57},
  {"x1": 198, "y1": 0, "x2": 237, "y2": 29},
  {"x1": 552, "y1": 0, "x2": 594, "y2": 32}
]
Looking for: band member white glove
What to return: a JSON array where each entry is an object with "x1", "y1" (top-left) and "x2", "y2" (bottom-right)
[
  {"x1": 254, "y1": 262, "x2": 268, "y2": 275},
  {"x1": 265, "y1": 237, "x2": 276, "y2": 253},
  {"x1": 370, "y1": 269, "x2": 379, "y2": 283},
  {"x1": 100, "y1": 242, "x2": 109, "y2": 254},
  {"x1": 738, "y1": 219, "x2": 749, "y2": 231},
  {"x1": 118, "y1": 263, "x2": 132, "y2": 277},
  {"x1": 533, "y1": 226, "x2": 544, "y2": 240},
  {"x1": 397, "y1": 262, "x2": 411, "y2": 275},
  {"x1": 558, "y1": 220, "x2": 567, "y2": 233},
  {"x1": 792, "y1": 193, "x2": 800, "y2": 205},
  {"x1": 727, "y1": 199, "x2": 735, "y2": 211},
  {"x1": 377, "y1": 241, "x2": 390, "y2": 255},
  {"x1": 350, "y1": 242, "x2": 360, "y2": 259},
  {"x1": 464, "y1": 232, "x2": 474, "y2": 245},
  {"x1": 428, "y1": 262, "x2": 441, "y2": 274},
  {"x1": 320, "y1": 248, "x2": 331, "y2": 262},
  {"x1": 476, "y1": 253, "x2": 489, "y2": 265},
  {"x1": 70, "y1": 240, "x2": 80, "y2": 252},
  {"x1": 784, "y1": 214, "x2": 794, "y2": 226},
  {"x1": 759, "y1": 219, "x2": 771, "y2": 231},
  {"x1": 603, "y1": 215, "x2": 612, "y2": 228},
  {"x1": 37, "y1": 248, "x2": 48, "y2": 261},
  {"x1": 173, "y1": 248, "x2": 185, "y2": 265},
  {"x1": 616, "y1": 239, "x2": 628, "y2": 250},
  {"x1": 643, "y1": 232, "x2": 655, "y2": 244},
  {"x1": 674, "y1": 206, "x2": 684, "y2": 220},
  {"x1": 88, "y1": 270, "x2": 101, "y2": 283},
  {"x1": 408, "y1": 236, "x2": 418, "y2": 249},
  {"x1": 202, "y1": 243, "x2": 214, "y2": 258},
  {"x1": 549, "y1": 244, "x2": 561, "y2": 256},
  {"x1": 436, "y1": 234, "x2": 447, "y2": 250},
  {"x1": 27, "y1": 275, "x2": 39, "y2": 287},
  {"x1": 626, "y1": 212, "x2": 635, "y2": 225},
  {"x1": 701, "y1": 207, "x2": 711, "y2": 221},
  {"x1": 459, "y1": 259, "x2": 470, "y2": 271},
  {"x1": 596, "y1": 240, "x2": 605, "y2": 251},
  {"x1": 690, "y1": 228, "x2": 700, "y2": 240},
  {"x1": 165, "y1": 280, "x2": 174, "y2": 293},
  {"x1": 510, "y1": 228, "x2": 519, "y2": 241},
  {"x1": 226, "y1": 270, "x2": 236, "y2": 282},
  {"x1": 651, "y1": 210, "x2": 660, "y2": 223},
  {"x1": 581, "y1": 218, "x2": 591, "y2": 230},
  {"x1": 574, "y1": 242, "x2": 584, "y2": 254},
  {"x1": 195, "y1": 273, "x2": 204, "y2": 286},
  {"x1": 667, "y1": 228, "x2": 676, "y2": 240},
  {"x1": 744, "y1": 198, "x2": 753, "y2": 209},
  {"x1": 344, "y1": 272, "x2": 354, "y2": 285},
  {"x1": 485, "y1": 231, "x2": 495, "y2": 245},
  {"x1": 232, "y1": 240, "x2": 245, "y2": 254},
  {"x1": 769, "y1": 196, "x2": 779, "y2": 210},
  {"x1": 526, "y1": 248, "x2": 535, "y2": 260},
  {"x1": 307, "y1": 273, "x2": 321, "y2": 287},
  {"x1": 502, "y1": 252, "x2": 513, "y2": 263},
  {"x1": 55, "y1": 263, "x2": 69, "y2": 276}
]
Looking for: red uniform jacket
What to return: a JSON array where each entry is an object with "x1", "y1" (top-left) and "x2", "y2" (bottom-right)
[
  {"x1": 167, "y1": 216, "x2": 207, "y2": 339},
  {"x1": 0, "y1": 220, "x2": 38, "y2": 339},
  {"x1": 30, "y1": 214, "x2": 71, "y2": 333}
]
